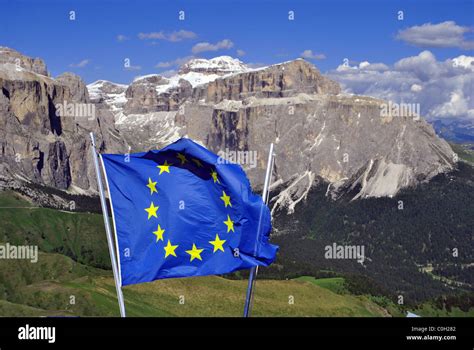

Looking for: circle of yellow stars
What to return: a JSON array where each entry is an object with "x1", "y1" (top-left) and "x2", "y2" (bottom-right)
[{"x1": 143, "y1": 152, "x2": 235, "y2": 262}]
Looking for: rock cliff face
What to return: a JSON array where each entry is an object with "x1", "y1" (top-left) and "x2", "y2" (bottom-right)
[
  {"x1": 91, "y1": 56, "x2": 453, "y2": 213},
  {"x1": 0, "y1": 48, "x2": 126, "y2": 193},
  {"x1": 0, "y1": 47, "x2": 49, "y2": 76},
  {"x1": 124, "y1": 76, "x2": 192, "y2": 114},
  {"x1": 191, "y1": 59, "x2": 340, "y2": 103},
  {"x1": 182, "y1": 93, "x2": 453, "y2": 213}
]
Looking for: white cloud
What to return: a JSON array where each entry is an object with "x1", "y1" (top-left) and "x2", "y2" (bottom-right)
[
  {"x1": 138, "y1": 32, "x2": 165, "y2": 40},
  {"x1": 336, "y1": 61, "x2": 388, "y2": 72},
  {"x1": 167, "y1": 30, "x2": 197, "y2": 42},
  {"x1": 300, "y1": 50, "x2": 326, "y2": 60},
  {"x1": 355, "y1": 61, "x2": 389, "y2": 71},
  {"x1": 396, "y1": 21, "x2": 474, "y2": 49},
  {"x1": 191, "y1": 39, "x2": 234, "y2": 54},
  {"x1": 453, "y1": 55, "x2": 474, "y2": 70},
  {"x1": 411, "y1": 84, "x2": 423, "y2": 92},
  {"x1": 138, "y1": 30, "x2": 197, "y2": 42},
  {"x1": 116, "y1": 34, "x2": 129, "y2": 42},
  {"x1": 69, "y1": 59, "x2": 90, "y2": 68},
  {"x1": 431, "y1": 90, "x2": 474, "y2": 119},
  {"x1": 155, "y1": 56, "x2": 195, "y2": 69},
  {"x1": 329, "y1": 51, "x2": 474, "y2": 121},
  {"x1": 236, "y1": 49, "x2": 246, "y2": 57},
  {"x1": 359, "y1": 61, "x2": 389, "y2": 71},
  {"x1": 393, "y1": 50, "x2": 442, "y2": 81},
  {"x1": 155, "y1": 62, "x2": 172, "y2": 68}
]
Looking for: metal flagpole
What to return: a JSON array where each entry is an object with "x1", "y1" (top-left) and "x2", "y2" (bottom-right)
[
  {"x1": 243, "y1": 143, "x2": 275, "y2": 317},
  {"x1": 89, "y1": 132, "x2": 126, "y2": 317}
]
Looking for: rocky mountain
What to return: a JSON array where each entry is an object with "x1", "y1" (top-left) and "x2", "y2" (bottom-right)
[
  {"x1": 89, "y1": 56, "x2": 455, "y2": 213},
  {"x1": 87, "y1": 56, "x2": 251, "y2": 151},
  {"x1": 0, "y1": 47, "x2": 49, "y2": 76},
  {"x1": 0, "y1": 47, "x2": 126, "y2": 196},
  {"x1": 0, "y1": 48, "x2": 456, "y2": 213}
]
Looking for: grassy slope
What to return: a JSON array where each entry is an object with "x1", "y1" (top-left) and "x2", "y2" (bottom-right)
[
  {"x1": 0, "y1": 259, "x2": 390, "y2": 317},
  {"x1": 295, "y1": 276, "x2": 347, "y2": 294},
  {"x1": 0, "y1": 191, "x2": 110, "y2": 268},
  {"x1": 0, "y1": 299, "x2": 52, "y2": 316},
  {"x1": 120, "y1": 275, "x2": 390, "y2": 317}
]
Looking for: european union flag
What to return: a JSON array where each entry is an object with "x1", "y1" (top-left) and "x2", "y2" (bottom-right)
[{"x1": 100, "y1": 138, "x2": 278, "y2": 286}]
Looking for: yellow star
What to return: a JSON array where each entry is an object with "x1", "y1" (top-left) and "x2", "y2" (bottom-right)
[
  {"x1": 147, "y1": 177, "x2": 158, "y2": 195},
  {"x1": 192, "y1": 158, "x2": 203, "y2": 168},
  {"x1": 186, "y1": 243, "x2": 204, "y2": 262},
  {"x1": 220, "y1": 191, "x2": 232, "y2": 207},
  {"x1": 153, "y1": 224, "x2": 165, "y2": 242},
  {"x1": 157, "y1": 160, "x2": 172, "y2": 175},
  {"x1": 223, "y1": 215, "x2": 235, "y2": 233},
  {"x1": 176, "y1": 153, "x2": 188, "y2": 165},
  {"x1": 145, "y1": 202, "x2": 159, "y2": 219},
  {"x1": 209, "y1": 234, "x2": 226, "y2": 253},
  {"x1": 164, "y1": 240, "x2": 178, "y2": 258},
  {"x1": 211, "y1": 170, "x2": 220, "y2": 184}
]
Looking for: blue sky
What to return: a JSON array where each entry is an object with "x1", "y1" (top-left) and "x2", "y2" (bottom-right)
[{"x1": 0, "y1": 0, "x2": 473, "y2": 84}]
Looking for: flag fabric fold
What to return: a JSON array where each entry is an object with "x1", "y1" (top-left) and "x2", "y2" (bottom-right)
[{"x1": 101, "y1": 138, "x2": 278, "y2": 286}]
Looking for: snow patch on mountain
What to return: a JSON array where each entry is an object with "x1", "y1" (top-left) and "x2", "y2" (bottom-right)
[
  {"x1": 133, "y1": 56, "x2": 250, "y2": 94},
  {"x1": 87, "y1": 80, "x2": 128, "y2": 114},
  {"x1": 179, "y1": 56, "x2": 249, "y2": 75}
]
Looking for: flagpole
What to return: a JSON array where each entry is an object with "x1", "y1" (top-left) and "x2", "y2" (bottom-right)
[
  {"x1": 89, "y1": 132, "x2": 127, "y2": 317},
  {"x1": 243, "y1": 143, "x2": 275, "y2": 317}
]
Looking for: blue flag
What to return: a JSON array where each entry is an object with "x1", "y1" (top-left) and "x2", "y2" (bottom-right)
[{"x1": 100, "y1": 138, "x2": 278, "y2": 286}]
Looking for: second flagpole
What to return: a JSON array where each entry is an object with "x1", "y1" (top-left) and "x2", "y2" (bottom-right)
[
  {"x1": 243, "y1": 143, "x2": 275, "y2": 317},
  {"x1": 90, "y1": 132, "x2": 127, "y2": 317}
]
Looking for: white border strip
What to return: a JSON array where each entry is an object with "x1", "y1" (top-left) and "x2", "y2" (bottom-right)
[{"x1": 99, "y1": 154, "x2": 123, "y2": 286}]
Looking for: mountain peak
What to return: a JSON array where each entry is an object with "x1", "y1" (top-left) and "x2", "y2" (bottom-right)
[
  {"x1": 87, "y1": 79, "x2": 128, "y2": 102},
  {"x1": 179, "y1": 56, "x2": 249, "y2": 75},
  {"x1": 0, "y1": 46, "x2": 49, "y2": 76}
]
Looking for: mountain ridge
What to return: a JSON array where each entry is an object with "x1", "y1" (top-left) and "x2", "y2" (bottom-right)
[{"x1": 0, "y1": 48, "x2": 456, "y2": 213}]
